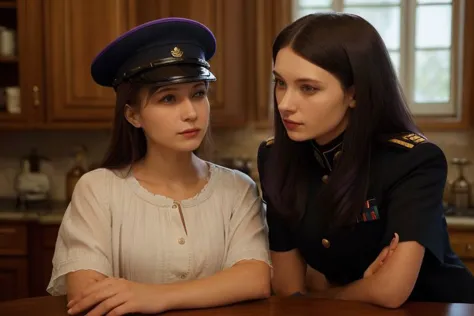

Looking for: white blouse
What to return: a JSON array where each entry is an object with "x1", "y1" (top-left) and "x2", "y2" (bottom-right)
[{"x1": 47, "y1": 163, "x2": 271, "y2": 296}]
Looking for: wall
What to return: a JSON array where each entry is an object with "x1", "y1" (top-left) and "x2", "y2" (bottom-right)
[{"x1": 0, "y1": 128, "x2": 473, "y2": 201}]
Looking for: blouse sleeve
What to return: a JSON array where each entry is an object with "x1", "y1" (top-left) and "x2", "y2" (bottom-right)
[
  {"x1": 222, "y1": 171, "x2": 271, "y2": 269},
  {"x1": 46, "y1": 169, "x2": 113, "y2": 296},
  {"x1": 382, "y1": 142, "x2": 448, "y2": 263}
]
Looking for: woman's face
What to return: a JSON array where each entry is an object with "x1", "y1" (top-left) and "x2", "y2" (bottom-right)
[
  {"x1": 273, "y1": 47, "x2": 355, "y2": 145},
  {"x1": 125, "y1": 81, "x2": 210, "y2": 153}
]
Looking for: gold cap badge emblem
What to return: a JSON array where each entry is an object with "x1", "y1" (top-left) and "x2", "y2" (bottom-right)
[{"x1": 171, "y1": 46, "x2": 183, "y2": 58}]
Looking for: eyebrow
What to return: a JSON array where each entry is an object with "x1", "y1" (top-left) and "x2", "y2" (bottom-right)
[
  {"x1": 272, "y1": 70, "x2": 323, "y2": 84},
  {"x1": 156, "y1": 82, "x2": 205, "y2": 93}
]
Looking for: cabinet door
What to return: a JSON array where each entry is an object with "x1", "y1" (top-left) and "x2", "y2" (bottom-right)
[
  {"x1": 169, "y1": 0, "x2": 248, "y2": 128},
  {"x1": 0, "y1": 0, "x2": 44, "y2": 129},
  {"x1": 43, "y1": 0, "x2": 135, "y2": 126},
  {"x1": 0, "y1": 258, "x2": 28, "y2": 301}
]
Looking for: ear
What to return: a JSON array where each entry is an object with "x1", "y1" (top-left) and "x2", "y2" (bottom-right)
[
  {"x1": 124, "y1": 104, "x2": 142, "y2": 128},
  {"x1": 346, "y1": 86, "x2": 356, "y2": 108}
]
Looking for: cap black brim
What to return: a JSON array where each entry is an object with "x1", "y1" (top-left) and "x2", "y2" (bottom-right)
[{"x1": 124, "y1": 64, "x2": 216, "y2": 87}]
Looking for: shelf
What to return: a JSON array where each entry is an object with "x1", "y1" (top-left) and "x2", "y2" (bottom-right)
[
  {"x1": 0, "y1": 56, "x2": 18, "y2": 63},
  {"x1": 0, "y1": 1, "x2": 15, "y2": 9}
]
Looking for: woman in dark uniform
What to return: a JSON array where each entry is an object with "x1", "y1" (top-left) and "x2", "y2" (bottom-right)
[{"x1": 257, "y1": 12, "x2": 474, "y2": 308}]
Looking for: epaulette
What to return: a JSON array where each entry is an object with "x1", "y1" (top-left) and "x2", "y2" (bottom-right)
[
  {"x1": 265, "y1": 136, "x2": 274, "y2": 147},
  {"x1": 387, "y1": 132, "x2": 427, "y2": 149}
]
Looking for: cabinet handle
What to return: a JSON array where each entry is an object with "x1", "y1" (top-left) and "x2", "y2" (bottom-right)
[
  {"x1": 0, "y1": 227, "x2": 16, "y2": 234},
  {"x1": 33, "y1": 85, "x2": 40, "y2": 107},
  {"x1": 466, "y1": 244, "x2": 472, "y2": 252}
]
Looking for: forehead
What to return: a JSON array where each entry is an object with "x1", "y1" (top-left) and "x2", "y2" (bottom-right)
[{"x1": 274, "y1": 47, "x2": 329, "y2": 81}]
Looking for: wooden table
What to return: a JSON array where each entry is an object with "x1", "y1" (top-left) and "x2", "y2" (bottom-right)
[{"x1": 1, "y1": 295, "x2": 474, "y2": 316}]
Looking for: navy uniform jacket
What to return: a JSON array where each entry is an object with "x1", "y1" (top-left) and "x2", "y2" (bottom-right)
[{"x1": 257, "y1": 132, "x2": 474, "y2": 303}]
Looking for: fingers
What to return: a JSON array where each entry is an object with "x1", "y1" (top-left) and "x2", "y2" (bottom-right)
[
  {"x1": 364, "y1": 247, "x2": 388, "y2": 278},
  {"x1": 106, "y1": 301, "x2": 135, "y2": 316},
  {"x1": 68, "y1": 279, "x2": 119, "y2": 315},
  {"x1": 363, "y1": 233, "x2": 400, "y2": 278},
  {"x1": 85, "y1": 293, "x2": 129, "y2": 316},
  {"x1": 385, "y1": 232, "x2": 400, "y2": 261},
  {"x1": 68, "y1": 288, "x2": 118, "y2": 315}
]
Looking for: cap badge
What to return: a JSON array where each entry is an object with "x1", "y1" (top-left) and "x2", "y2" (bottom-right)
[{"x1": 171, "y1": 46, "x2": 183, "y2": 58}]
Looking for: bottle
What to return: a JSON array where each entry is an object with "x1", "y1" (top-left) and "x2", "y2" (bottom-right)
[
  {"x1": 66, "y1": 147, "x2": 87, "y2": 202},
  {"x1": 450, "y1": 158, "x2": 472, "y2": 211}
]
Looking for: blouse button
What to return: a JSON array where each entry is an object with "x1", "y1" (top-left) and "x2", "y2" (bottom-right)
[
  {"x1": 180, "y1": 273, "x2": 187, "y2": 279},
  {"x1": 178, "y1": 237, "x2": 186, "y2": 245},
  {"x1": 172, "y1": 203, "x2": 178, "y2": 209},
  {"x1": 322, "y1": 238, "x2": 331, "y2": 248}
]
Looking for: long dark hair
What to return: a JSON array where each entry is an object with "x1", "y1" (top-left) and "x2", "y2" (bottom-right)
[
  {"x1": 101, "y1": 83, "x2": 147, "y2": 170},
  {"x1": 263, "y1": 13, "x2": 419, "y2": 230},
  {"x1": 100, "y1": 81, "x2": 212, "y2": 171}
]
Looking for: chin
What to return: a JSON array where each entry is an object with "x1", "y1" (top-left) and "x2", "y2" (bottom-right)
[
  {"x1": 175, "y1": 138, "x2": 203, "y2": 152},
  {"x1": 285, "y1": 130, "x2": 314, "y2": 142}
]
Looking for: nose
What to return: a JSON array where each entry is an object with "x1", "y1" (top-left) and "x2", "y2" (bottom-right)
[
  {"x1": 181, "y1": 97, "x2": 198, "y2": 122},
  {"x1": 277, "y1": 89, "x2": 296, "y2": 114}
]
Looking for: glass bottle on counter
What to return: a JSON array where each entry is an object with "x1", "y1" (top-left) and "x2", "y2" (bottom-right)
[
  {"x1": 450, "y1": 158, "x2": 472, "y2": 211},
  {"x1": 66, "y1": 146, "x2": 87, "y2": 203}
]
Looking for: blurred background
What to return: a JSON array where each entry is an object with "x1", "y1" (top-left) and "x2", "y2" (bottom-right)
[{"x1": 0, "y1": 0, "x2": 474, "y2": 302}]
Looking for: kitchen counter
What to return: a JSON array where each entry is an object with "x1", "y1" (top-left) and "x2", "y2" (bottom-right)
[
  {"x1": 0, "y1": 198, "x2": 67, "y2": 224},
  {"x1": 446, "y1": 216, "x2": 474, "y2": 229}
]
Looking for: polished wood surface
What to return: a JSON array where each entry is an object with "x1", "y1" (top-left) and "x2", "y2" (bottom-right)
[{"x1": 1, "y1": 295, "x2": 474, "y2": 316}]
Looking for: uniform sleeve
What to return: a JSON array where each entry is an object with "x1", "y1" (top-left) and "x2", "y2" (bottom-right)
[
  {"x1": 257, "y1": 141, "x2": 297, "y2": 252},
  {"x1": 382, "y1": 143, "x2": 448, "y2": 263},
  {"x1": 222, "y1": 172, "x2": 271, "y2": 269},
  {"x1": 46, "y1": 169, "x2": 113, "y2": 296}
]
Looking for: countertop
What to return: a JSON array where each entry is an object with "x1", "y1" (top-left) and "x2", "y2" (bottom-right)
[
  {"x1": 2, "y1": 295, "x2": 474, "y2": 316},
  {"x1": 0, "y1": 198, "x2": 67, "y2": 224}
]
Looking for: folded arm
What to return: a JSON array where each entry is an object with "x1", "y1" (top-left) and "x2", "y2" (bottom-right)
[
  {"x1": 164, "y1": 259, "x2": 270, "y2": 309},
  {"x1": 312, "y1": 241, "x2": 425, "y2": 308}
]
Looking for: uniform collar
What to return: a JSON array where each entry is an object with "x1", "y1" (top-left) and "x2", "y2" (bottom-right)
[{"x1": 310, "y1": 132, "x2": 344, "y2": 171}]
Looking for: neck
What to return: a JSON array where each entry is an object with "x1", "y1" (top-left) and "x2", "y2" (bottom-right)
[
  {"x1": 134, "y1": 145, "x2": 205, "y2": 183},
  {"x1": 314, "y1": 113, "x2": 348, "y2": 146}
]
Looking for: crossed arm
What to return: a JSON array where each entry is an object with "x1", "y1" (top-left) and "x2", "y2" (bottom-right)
[
  {"x1": 66, "y1": 259, "x2": 270, "y2": 315},
  {"x1": 271, "y1": 238, "x2": 424, "y2": 308}
]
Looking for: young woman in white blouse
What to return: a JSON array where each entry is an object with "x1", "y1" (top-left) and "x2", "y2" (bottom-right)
[{"x1": 47, "y1": 18, "x2": 271, "y2": 316}]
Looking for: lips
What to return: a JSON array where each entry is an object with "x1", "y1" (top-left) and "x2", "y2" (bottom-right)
[
  {"x1": 283, "y1": 119, "x2": 301, "y2": 125},
  {"x1": 179, "y1": 128, "x2": 200, "y2": 134},
  {"x1": 282, "y1": 119, "x2": 302, "y2": 131}
]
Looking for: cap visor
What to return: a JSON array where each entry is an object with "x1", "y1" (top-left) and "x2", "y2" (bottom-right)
[{"x1": 133, "y1": 64, "x2": 216, "y2": 86}]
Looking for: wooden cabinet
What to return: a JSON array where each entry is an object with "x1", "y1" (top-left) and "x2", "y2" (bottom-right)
[
  {"x1": 0, "y1": 258, "x2": 28, "y2": 301},
  {"x1": 0, "y1": 220, "x2": 60, "y2": 302},
  {"x1": 0, "y1": 222, "x2": 29, "y2": 301},
  {"x1": 0, "y1": 0, "x2": 137, "y2": 130},
  {"x1": 0, "y1": 0, "x2": 259, "y2": 130},
  {"x1": 0, "y1": 0, "x2": 44, "y2": 129},
  {"x1": 448, "y1": 227, "x2": 474, "y2": 274},
  {"x1": 42, "y1": 0, "x2": 135, "y2": 127}
]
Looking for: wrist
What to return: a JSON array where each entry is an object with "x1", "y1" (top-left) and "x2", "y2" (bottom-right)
[{"x1": 154, "y1": 283, "x2": 179, "y2": 310}]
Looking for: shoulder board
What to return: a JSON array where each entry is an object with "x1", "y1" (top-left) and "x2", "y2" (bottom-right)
[
  {"x1": 387, "y1": 132, "x2": 427, "y2": 149},
  {"x1": 265, "y1": 136, "x2": 274, "y2": 147}
]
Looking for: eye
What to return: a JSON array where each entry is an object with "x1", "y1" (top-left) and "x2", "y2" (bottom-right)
[
  {"x1": 193, "y1": 89, "x2": 207, "y2": 98},
  {"x1": 159, "y1": 94, "x2": 176, "y2": 104},
  {"x1": 301, "y1": 84, "x2": 318, "y2": 94},
  {"x1": 274, "y1": 78, "x2": 286, "y2": 89}
]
